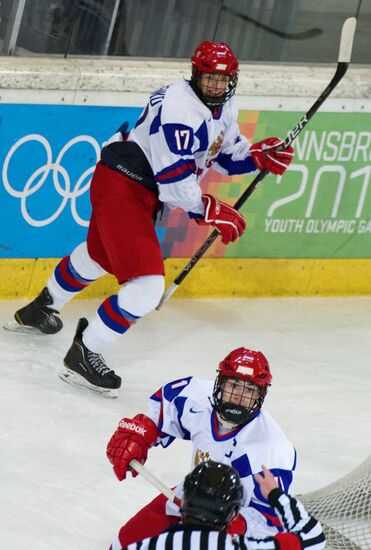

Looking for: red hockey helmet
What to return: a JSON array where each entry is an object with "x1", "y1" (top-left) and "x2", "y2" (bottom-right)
[
  {"x1": 212, "y1": 347, "x2": 272, "y2": 426},
  {"x1": 191, "y1": 41, "x2": 239, "y2": 75},
  {"x1": 190, "y1": 41, "x2": 239, "y2": 110},
  {"x1": 219, "y1": 347, "x2": 272, "y2": 387}
]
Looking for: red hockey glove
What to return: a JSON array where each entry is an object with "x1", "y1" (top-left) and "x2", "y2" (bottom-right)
[
  {"x1": 106, "y1": 414, "x2": 159, "y2": 481},
  {"x1": 250, "y1": 137, "x2": 294, "y2": 175},
  {"x1": 196, "y1": 194, "x2": 246, "y2": 245}
]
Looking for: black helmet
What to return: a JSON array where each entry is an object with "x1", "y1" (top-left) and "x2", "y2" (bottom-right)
[{"x1": 180, "y1": 461, "x2": 243, "y2": 529}]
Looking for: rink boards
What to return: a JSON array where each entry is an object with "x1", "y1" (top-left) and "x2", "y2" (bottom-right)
[
  {"x1": 2, "y1": 257, "x2": 371, "y2": 300},
  {"x1": 1, "y1": 57, "x2": 371, "y2": 298}
]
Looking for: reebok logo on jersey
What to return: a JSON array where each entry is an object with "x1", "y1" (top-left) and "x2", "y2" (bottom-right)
[{"x1": 119, "y1": 420, "x2": 146, "y2": 435}]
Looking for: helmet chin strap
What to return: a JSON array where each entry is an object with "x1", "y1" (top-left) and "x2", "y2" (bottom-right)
[
  {"x1": 217, "y1": 401, "x2": 251, "y2": 428},
  {"x1": 200, "y1": 92, "x2": 226, "y2": 110}
]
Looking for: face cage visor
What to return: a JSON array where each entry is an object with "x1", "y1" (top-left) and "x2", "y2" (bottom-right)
[
  {"x1": 212, "y1": 374, "x2": 267, "y2": 426},
  {"x1": 191, "y1": 68, "x2": 238, "y2": 109}
]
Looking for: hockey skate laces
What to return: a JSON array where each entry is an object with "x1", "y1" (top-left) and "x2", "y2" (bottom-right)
[{"x1": 87, "y1": 351, "x2": 112, "y2": 375}]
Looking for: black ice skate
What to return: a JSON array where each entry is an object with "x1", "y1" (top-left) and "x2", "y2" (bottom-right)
[
  {"x1": 4, "y1": 287, "x2": 63, "y2": 335},
  {"x1": 59, "y1": 317, "x2": 121, "y2": 398}
]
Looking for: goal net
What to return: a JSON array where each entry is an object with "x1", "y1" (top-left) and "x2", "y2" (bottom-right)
[{"x1": 299, "y1": 455, "x2": 371, "y2": 550}]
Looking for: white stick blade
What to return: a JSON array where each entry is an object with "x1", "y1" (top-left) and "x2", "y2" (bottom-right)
[{"x1": 338, "y1": 17, "x2": 357, "y2": 63}]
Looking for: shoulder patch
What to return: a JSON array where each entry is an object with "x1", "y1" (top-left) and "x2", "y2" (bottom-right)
[
  {"x1": 163, "y1": 376, "x2": 193, "y2": 402},
  {"x1": 171, "y1": 379, "x2": 189, "y2": 389}
]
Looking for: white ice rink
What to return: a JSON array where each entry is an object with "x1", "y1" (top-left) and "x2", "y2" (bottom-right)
[{"x1": 1, "y1": 296, "x2": 370, "y2": 550}]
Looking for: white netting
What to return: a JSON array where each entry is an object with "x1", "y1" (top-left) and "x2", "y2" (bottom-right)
[{"x1": 299, "y1": 455, "x2": 371, "y2": 550}]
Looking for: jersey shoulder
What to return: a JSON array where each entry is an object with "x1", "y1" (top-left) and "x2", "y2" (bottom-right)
[
  {"x1": 156, "y1": 376, "x2": 213, "y2": 405},
  {"x1": 236, "y1": 409, "x2": 296, "y2": 471},
  {"x1": 215, "y1": 96, "x2": 238, "y2": 132},
  {"x1": 259, "y1": 409, "x2": 293, "y2": 441},
  {"x1": 258, "y1": 410, "x2": 295, "y2": 450},
  {"x1": 161, "y1": 80, "x2": 208, "y2": 128}
]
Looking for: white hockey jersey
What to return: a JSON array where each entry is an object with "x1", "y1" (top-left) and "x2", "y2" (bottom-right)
[
  {"x1": 127, "y1": 79, "x2": 257, "y2": 214},
  {"x1": 146, "y1": 377, "x2": 297, "y2": 537}
]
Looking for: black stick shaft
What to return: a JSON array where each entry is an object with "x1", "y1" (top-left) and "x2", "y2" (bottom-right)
[
  {"x1": 156, "y1": 17, "x2": 356, "y2": 309},
  {"x1": 172, "y1": 62, "x2": 348, "y2": 287}
]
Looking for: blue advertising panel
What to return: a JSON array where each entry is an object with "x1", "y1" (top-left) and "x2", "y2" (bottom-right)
[
  {"x1": 0, "y1": 104, "x2": 142, "y2": 258},
  {"x1": 3, "y1": 103, "x2": 370, "y2": 262}
]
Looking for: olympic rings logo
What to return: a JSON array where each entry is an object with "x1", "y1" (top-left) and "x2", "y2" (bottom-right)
[{"x1": 2, "y1": 134, "x2": 101, "y2": 227}]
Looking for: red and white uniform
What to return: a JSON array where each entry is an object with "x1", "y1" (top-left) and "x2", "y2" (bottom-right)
[
  {"x1": 45, "y1": 79, "x2": 257, "y2": 353},
  {"x1": 127, "y1": 79, "x2": 257, "y2": 214},
  {"x1": 113, "y1": 376, "x2": 296, "y2": 547},
  {"x1": 92, "y1": 79, "x2": 257, "y2": 280}
]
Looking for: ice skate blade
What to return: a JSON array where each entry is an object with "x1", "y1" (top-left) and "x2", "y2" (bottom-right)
[
  {"x1": 3, "y1": 321, "x2": 49, "y2": 335},
  {"x1": 59, "y1": 366, "x2": 119, "y2": 398}
]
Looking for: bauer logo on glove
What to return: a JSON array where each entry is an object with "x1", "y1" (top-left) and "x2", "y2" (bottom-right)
[{"x1": 250, "y1": 136, "x2": 294, "y2": 176}]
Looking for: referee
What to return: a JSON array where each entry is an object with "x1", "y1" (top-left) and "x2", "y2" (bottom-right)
[{"x1": 113, "y1": 461, "x2": 325, "y2": 550}]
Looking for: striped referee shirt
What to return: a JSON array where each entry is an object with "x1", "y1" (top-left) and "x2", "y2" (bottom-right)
[
  {"x1": 120, "y1": 489, "x2": 325, "y2": 550},
  {"x1": 123, "y1": 525, "x2": 240, "y2": 550}
]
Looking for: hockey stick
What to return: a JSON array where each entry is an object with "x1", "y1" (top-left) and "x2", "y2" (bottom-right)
[
  {"x1": 129, "y1": 459, "x2": 181, "y2": 507},
  {"x1": 223, "y1": 6, "x2": 322, "y2": 40},
  {"x1": 156, "y1": 16, "x2": 357, "y2": 311}
]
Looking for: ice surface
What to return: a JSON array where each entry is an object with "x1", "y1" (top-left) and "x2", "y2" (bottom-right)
[{"x1": 0, "y1": 296, "x2": 370, "y2": 549}]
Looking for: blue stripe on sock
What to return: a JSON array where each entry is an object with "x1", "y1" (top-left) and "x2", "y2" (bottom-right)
[
  {"x1": 98, "y1": 303, "x2": 129, "y2": 334},
  {"x1": 67, "y1": 260, "x2": 95, "y2": 285},
  {"x1": 54, "y1": 263, "x2": 80, "y2": 292}
]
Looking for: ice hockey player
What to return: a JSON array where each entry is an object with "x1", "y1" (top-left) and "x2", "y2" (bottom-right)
[
  {"x1": 117, "y1": 461, "x2": 325, "y2": 550},
  {"x1": 7, "y1": 41, "x2": 293, "y2": 397},
  {"x1": 106, "y1": 347, "x2": 297, "y2": 546}
]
